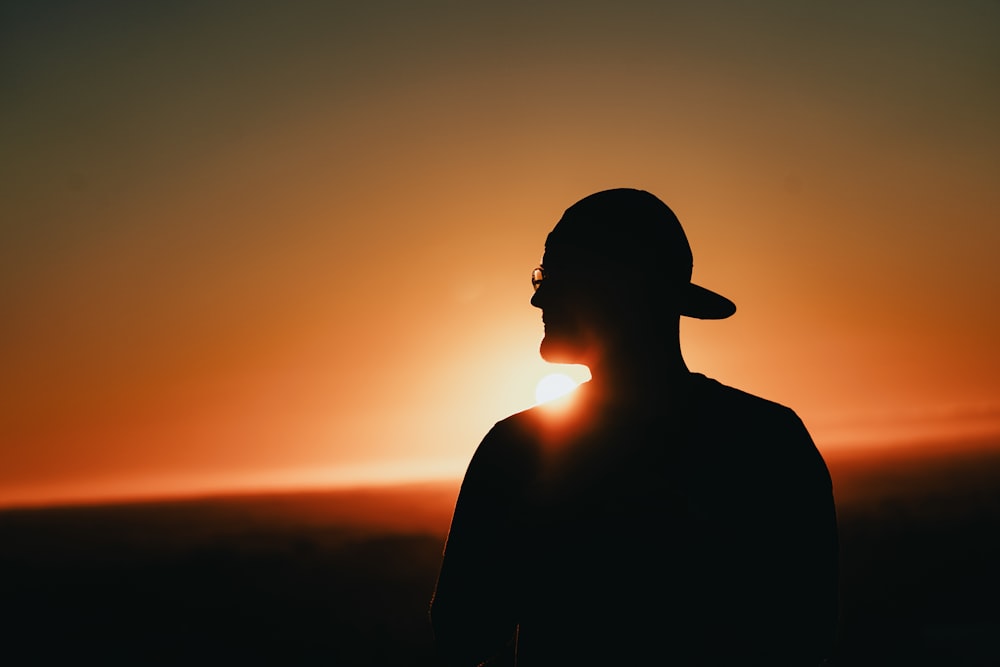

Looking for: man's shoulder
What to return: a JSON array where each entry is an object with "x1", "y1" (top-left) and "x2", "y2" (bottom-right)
[
  {"x1": 683, "y1": 375, "x2": 830, "y2": 488},
  {"x1": 489, "y1": 403, "x2": 542, "y2": 436},
  {"x1": 487, "y1": 402, "x2": 561, "y2": 446},
  {"x1": 689, "y1": 373, "x2": 801, "y2": 423},
  {"x1": 687, "y1": 374, "x2": 817, "y2": 456},
  {"x1": 488, "y1": 375, "x2": 802, "y2": 428},
  {"x1": 468, "y1": 404, "x2": 551, "y2": 467}
]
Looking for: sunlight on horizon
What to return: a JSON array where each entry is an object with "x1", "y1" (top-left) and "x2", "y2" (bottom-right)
[
  {"x1": 4, "y1": 427, "x2": 1000, "y2": 512},
  {"x1": 0, "y1": 459, "x2": 469, "y2": 512}
]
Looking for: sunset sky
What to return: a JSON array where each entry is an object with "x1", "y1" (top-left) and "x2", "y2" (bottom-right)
[{"x1": 2, "y1": 1, "x2": 998, "y2": 507}]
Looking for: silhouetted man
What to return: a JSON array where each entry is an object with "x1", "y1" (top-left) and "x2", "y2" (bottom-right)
[{"x1": 431, "y1": 189, "x2": 839, "y2": 666}]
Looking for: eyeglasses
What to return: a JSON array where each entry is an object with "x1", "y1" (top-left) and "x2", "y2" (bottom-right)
[{"x1": 531, "y1": 267, "x2": 545, "y2": 291}]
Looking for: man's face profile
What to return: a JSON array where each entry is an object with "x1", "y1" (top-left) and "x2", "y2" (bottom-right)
[{"x1": 530, "y1": 245, "x2": 617, "y2": 366}]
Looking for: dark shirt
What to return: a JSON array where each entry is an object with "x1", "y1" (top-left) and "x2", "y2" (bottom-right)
[{"x1": 431, "y1": 373, "x2": 839, "y2": 666}]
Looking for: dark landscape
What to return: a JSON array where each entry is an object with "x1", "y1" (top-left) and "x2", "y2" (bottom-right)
[{"x1": 2, "y1": 440, "x2": 999, "y2": 666}]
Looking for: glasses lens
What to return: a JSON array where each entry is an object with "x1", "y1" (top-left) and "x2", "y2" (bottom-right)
[{"x1": 531, "y1": 267, "x2": 544, "y2": 291}]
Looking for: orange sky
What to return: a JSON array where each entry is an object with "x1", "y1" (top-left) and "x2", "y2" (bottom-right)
[{"x1": 2, "y1": 1, "x2": 999, "y2": 508}]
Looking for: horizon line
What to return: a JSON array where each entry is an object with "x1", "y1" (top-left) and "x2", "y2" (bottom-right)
[{"x1": 3, "y1": 431, "x2": 999, "y2": 513}]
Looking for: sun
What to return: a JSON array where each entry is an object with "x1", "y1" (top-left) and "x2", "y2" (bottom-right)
[{"x1": 535, "y1": 373, "x2": 580, "y2": 404}]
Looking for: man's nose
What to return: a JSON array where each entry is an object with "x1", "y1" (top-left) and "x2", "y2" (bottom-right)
[{"x1": 530, "y1": 283, "x2": 545, "y2": 309}]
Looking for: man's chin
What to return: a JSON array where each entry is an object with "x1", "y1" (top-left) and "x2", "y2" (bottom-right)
[{"x1": 538, "y1": 335, "x2": 587, "y2": 365}]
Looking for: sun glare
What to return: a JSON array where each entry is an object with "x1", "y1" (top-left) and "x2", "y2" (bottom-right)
[{"x1": 535, "y1": 373, "x2": 580, "y2": 404}]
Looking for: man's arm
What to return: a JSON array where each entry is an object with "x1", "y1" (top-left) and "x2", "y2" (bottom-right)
[
  {"x1": 749, "y1": 409, "x2": 840, "y2": 665},
  {"x1": 430, "y1": 421, "x2": 529, "y2": 667}
]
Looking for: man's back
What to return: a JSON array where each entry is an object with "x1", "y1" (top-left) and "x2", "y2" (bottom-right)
[{"x1": 431, "y1": 373, "x2": 839, "y2": 665}]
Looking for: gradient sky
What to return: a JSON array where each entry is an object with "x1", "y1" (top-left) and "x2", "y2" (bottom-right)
[{"x1": 2, "y1": 1, "x2": 999, "y2": 507}]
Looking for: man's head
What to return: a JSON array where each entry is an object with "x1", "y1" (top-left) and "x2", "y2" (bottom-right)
[{"x1": 530, "y1": 188, "x2": 734, "y2": 366}]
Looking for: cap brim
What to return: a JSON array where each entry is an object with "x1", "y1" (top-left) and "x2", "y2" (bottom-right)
[{"x1": 681, "y1": 283, "x2": 736, "y2": 320}]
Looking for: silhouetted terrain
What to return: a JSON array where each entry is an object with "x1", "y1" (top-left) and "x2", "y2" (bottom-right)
[
  {"x1": 2, "y1": 442, "x2": 999, "y2": 666},
  {"x1": 826, "y1": 441, "x2": 1000, "y2": 666},
  {"x1": 0, "y1": 485, "x2": 455, "y2": 666}
]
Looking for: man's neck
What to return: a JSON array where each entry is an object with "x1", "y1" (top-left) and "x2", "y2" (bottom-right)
[{"x1": 588, "y1": 346, "x2": 690, "y2": 404}]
